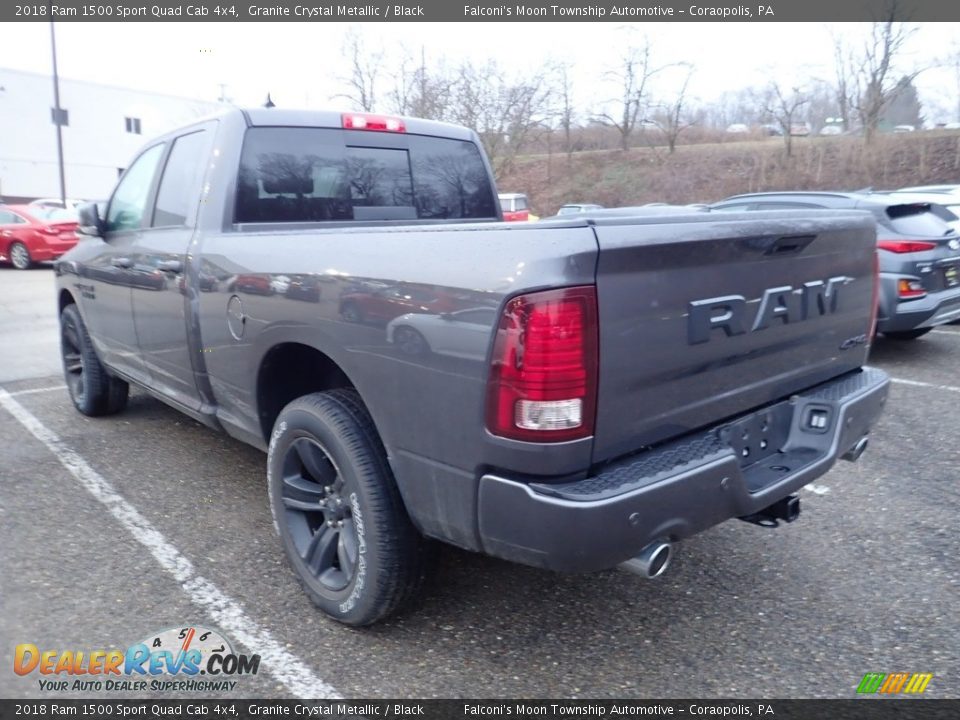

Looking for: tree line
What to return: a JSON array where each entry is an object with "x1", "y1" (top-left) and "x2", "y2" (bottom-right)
[{"x1": 333, "y1": 19, "x2": 957, "y2": 175}]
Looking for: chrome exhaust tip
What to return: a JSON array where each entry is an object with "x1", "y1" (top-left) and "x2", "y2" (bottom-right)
[
  {"x1": 841, "y1": 436, "x2": 869, "y2": 463},
  {"x1": 620, "y1": 540, "x2": 673, "y2": 579}
]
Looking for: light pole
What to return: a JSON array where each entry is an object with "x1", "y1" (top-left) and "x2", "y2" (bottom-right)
[{"x1": 49, "y1": 2, "x2": 67, "y2": 206}]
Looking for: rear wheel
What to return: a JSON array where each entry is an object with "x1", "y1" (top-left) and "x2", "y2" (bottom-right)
[
  {"x1": 9, "y1": 242, "x2": 32, "y2": 270},
  {"x1": 883, "y1": 327, "x2": 933, "y2": 341},
  {"x1": 60, "y1": 304, "x2": 129, "y2": 416},
  {"x1": 267, "y1": 389, "x2": 429, "y2": 625}
]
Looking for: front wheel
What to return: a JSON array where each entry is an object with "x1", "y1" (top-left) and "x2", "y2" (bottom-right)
[
  {"x1": 60, "y1": 304, "x2": 129, "y2": 416},
  {"x1": 267, "y1": 389, "x2": 429, "y2": 625},
  {"x1": 883, "y1": 327, "x2": 933, "y2": 341}
]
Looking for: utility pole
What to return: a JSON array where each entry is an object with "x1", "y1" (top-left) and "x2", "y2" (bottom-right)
[{"x1": 49, "y1": 4, "x2": 67, "y2": 206}]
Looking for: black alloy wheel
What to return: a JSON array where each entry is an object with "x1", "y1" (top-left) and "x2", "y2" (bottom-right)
[
  {"x1": 280, "y1": 437, "x2": 360, "y2": 592},
  {"x1": 59, "y1": 304, "x2": 129, "y2": 416},
  {"x1": 268, "y1": 389, "x2": 430, "y2": 625}
]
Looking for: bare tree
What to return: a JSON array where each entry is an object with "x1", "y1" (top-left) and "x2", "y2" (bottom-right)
[
  {"x1": 701, "y1": 87, "x2": 764, "y2": 130},
  {"x1": 851, "y1": 11, "x2": 919, "y2": 142},
  {"x1": 388, "y1": 45, "x2": 454, "y2": 120},
  {"x1": 595, "y1": 38, "x2": 662, "y2": 151},
  {"x1": 803, "y1": 78, "x2": 839, "y2": 132},
  {"x1": 650, "y1": 64, "x2": 696, "y2": 153},
  {"x1": 760, "y1": 82, "x2": 810, "y2": 157},
  {"x1": 951, "y1": 41, "x2": 960, "y2": 123},
  {"x1": 336, "y1": 28, "x2": 382, "y2": 112},
  {"x1": 831, "y1": 33, "x2": 856, "y2": 131},
  {"x1": 555, "y1": 62, "x2": 577, "y2": 159},
  {"x1": 449, "y1": 59, "x2": 554, "y2": 176}
]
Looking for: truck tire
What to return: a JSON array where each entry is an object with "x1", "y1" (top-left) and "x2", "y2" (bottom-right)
[
  {"x1": 267, "y1": 389, "x2": 429, "y2": 625},
  {"x1": 883, "y1": 327, "x2": 932, "y2": 341},
  {"x1": 60, "y1": 304, "x2": 129, "y2": 416}
]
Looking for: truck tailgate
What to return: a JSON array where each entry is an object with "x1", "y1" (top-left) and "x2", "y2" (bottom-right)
[{"x1": 591, "y1": 211, "x2": 877, "y2": 463}]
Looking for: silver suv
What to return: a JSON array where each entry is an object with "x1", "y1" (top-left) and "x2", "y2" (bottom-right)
[{"x1": 712, "y1": 192, "x2": 960, "y2": 340}]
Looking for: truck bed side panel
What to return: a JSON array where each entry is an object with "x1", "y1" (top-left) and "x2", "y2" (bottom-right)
[{"x1": 195, "y1": 223, "x2": 598, "y2": 547}]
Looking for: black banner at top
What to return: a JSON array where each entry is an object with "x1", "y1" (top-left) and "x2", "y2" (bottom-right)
[
  {"x1": 0, "y1": 700, "x2": 958, "y2": 720},
  {"x1": 5, "y1": 0, "x2": 960, "y2": 22}
]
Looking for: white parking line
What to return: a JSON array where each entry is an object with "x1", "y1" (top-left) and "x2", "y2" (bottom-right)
[
  {"x1": 6, "y1": 385, "x2": 67, "y2": 397},
  {"x1": 890, "y1": 377, "x2": 960, "y2": 394},
  {"x1": 931, "y1": 329, "x2": 960, "y2": 337},
  {"x1": 0, "y1": 388, "x2": 341, "y2": 700}
]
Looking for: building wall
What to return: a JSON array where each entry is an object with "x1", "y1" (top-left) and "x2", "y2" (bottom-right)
[{"x1": 0, "y1": 68, "x2": 220, "y2": 202}]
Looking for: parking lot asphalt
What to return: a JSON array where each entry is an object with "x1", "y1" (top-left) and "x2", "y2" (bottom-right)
[{"x1": 0, "y1": 267, "x2": 957, "y2": 700}]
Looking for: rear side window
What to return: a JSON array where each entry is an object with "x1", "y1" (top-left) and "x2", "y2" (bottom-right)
[
  {"x1": 235, "y1": 128, "x2": 497, "y2": 223},
  {"x1": 886, "y1": 204, "x2": 954, "y2": 237},
  {"x1": 0, "y1": 210, "x2": 26, "y2": 224},
  {"x1": 153, "y1": 130, "x2": 209, "y2": 227}
]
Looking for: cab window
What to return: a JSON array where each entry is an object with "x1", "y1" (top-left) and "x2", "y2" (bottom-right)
[
  {"x1": 106, "y1": 144, "x2": 165, "y2": 232},
  {"x1": 235, "y1": 127, "x2": 497, "y2": 223},
  {"x1": 152, "y1": 131, "x2": 209, "y2": 228}
]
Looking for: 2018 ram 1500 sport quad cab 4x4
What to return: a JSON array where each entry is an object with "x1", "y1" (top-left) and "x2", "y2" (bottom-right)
[{"x1": 56, "y1": 109, "x2": 889, "y2": 625}]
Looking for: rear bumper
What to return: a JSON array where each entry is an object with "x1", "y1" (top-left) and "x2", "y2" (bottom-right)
[
  {"x1": 877, "y1": 276, "x2": 960, "y2": 332},
  {"x1": 478, "y1": 367, "x2": 889, "y2": 572}
]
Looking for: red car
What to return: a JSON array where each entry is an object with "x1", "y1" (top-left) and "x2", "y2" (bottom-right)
[{"x1": 0, "y1": 204, "x2": 79, "y2": 269}]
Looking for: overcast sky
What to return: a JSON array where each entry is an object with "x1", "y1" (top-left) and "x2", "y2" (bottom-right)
[{"x1": 2, "y1": 22, "x2": 959, "y2": 122}]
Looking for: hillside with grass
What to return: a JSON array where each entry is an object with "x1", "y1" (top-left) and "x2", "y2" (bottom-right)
[{"x1": 498, "y1": 132, "x2": 960, "y2": 216}]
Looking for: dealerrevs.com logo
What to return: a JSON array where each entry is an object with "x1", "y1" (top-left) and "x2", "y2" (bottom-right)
[{"x1": 14, "y1": 626, "x2": 260, "y2": 693}]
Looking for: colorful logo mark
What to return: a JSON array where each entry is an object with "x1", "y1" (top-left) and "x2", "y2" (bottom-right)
[
  {"x1": 857, "y1": 672, "x2": 933, "y2": 695},
  {"x1": 14, "y1": 626, "x2": 259, "y2": 678}
]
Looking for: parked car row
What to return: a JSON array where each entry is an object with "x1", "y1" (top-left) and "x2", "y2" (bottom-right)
[
  {"x1": 0, "y1": 203, "x2": 80, "y2": 269},
  {"x1": 710, "y1": 185, "x2": 960, "y2": 340}
]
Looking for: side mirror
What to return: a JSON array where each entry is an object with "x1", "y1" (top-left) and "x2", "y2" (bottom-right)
[{"x1": 77, "y1": 202, "x2": 105, "y2": 237}]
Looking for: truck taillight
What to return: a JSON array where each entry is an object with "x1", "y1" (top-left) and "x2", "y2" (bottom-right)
[
  {"x1": 486, "y1": 286, "x2": 598, "y2": 442},
  {"x1": 341, "y1": 113, "x2": 406, "y2": 132},
  {"x1": 878, "y1": 240, "x2": 937, "y2": 253}
]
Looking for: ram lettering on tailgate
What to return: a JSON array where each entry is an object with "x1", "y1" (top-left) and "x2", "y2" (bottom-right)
[{"x1": 688, "y1": 276, "x2": 852, "y2": 344}]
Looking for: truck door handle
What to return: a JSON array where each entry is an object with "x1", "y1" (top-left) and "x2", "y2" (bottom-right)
[
  {"x1": 111, "y1": 257, "x2": 133, "y2": 268},
  {"x1": 156, "y1": 259, "x2": 183, "y2": 273}
]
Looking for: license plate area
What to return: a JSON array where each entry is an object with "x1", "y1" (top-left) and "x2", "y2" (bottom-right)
[{"x1": 717, "y1": 401, "x2": 793, "y2": 469}]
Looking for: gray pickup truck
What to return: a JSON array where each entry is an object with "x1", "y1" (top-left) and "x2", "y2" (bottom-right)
[{"x1": 56, "y1": 108, "x2": 890, "y2": 625}]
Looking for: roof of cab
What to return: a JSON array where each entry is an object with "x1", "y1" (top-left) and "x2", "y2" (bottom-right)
[{"x1": 240, "y1": 108, "x2": 477, "y2": 142}]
